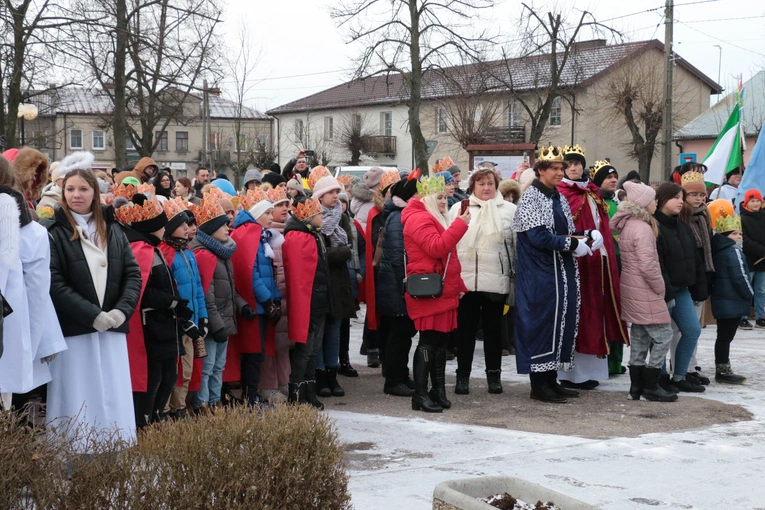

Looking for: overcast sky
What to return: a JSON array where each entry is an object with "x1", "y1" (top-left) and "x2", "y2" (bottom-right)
[{"x1": 220, "y1": 0, "x2": 765, "y2": 113}]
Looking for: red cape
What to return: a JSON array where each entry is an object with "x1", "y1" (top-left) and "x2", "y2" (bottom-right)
[
  {"x1": 127, "y1": 241, "x2": 154, "y2": 392},
  {"x1": 283, "y1": 229, "x2": 317, "y2": 343},
  {"x1": 157, "y1": 242, "x2": 177, "y2": 267},
  {"x1": 363, "y1": 207, "x2": 381, "y2": 330},
  {"x1": 558, "y1": 181, "x2": 629, "y2": 355},
  {"x1": 187, "y1": 247, "x2": 218, "y2": 391}
]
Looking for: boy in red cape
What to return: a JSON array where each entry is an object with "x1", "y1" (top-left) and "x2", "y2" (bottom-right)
[
  {"x1": 283, "y1": 196, "x2": 332, "y2": 410},
  {"x1": 557, "y1": 146, "x2": 629, "y2": 389}
]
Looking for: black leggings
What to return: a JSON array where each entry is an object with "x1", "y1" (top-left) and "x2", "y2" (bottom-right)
[
  {"x1": 419, "y1": 330, "x2": 450, "y2": 348},
  {"x1": 456, "y1": 291, "x2": 505, "y2": 376},
  {"x1": 715, "y1": 317, "x2": 739, "y2": 365},
  {"x1": 146, "y1": 357, "x2": 177, "y2": 421}
]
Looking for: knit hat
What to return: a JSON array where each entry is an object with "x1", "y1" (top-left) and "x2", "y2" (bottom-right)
[
  {"x1": 435, "y1": 171, "x2": 454, "y2": 186},
  {"x1": 312, "y1": 176, "x2": 343, "y2": 202},
  {"x1": 243, "y1": 168, "x2": 263, "y2": 187},
  {"x1": 563, "y1": 144, "x2": 586, "y2": 169},
  {"x1": 743, "y1": 189, "x2": 763, "y2": 210},
  {"x1": 50, "y1": 162, "x2": 63, "y2": 182},
  {"x1": 308, "y1": 166, "x2": 332, "y2": 191},
  {"x1": 447, "y1": 164, "x2": 461, "y2": 176},
  {"x1": 623, "y1": 181, "x2": 656, "y2": 208},
  {"x1": 286, "y1": 178, "x2": 304, "y2": 194},
  {"x1": 681, "y1": 171, "x2": 706, "y2": 194},
  {"x1": 390, "y1": 169, "x2": 421, "y2": 202},
  {"x1": 261, "y1": 171, "x2": 286, "y2": 188},
  {"x1": 338, "y1": 191, "x2": 349, "y2": 205},
  {"x1": 211, "y1": 178, "x2": 236, "y2": 197},
  {"x1": 708, "y1": 199, "x2": 735, "y2": 229},
  {"x1": 590, "y1": 160, "x2": 617, "y2": 188},
  {"x1": 122, "y1": 176, "x2": 141, "y2": 188},
  {"x1": 2, "y1": 148, "x2": 19, "y2": 162},
  {"x1": 363, "y1": 167, "x2": 385, "y2": 190}
]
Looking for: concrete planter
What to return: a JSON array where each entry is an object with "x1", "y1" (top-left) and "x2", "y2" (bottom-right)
[{"x1": 433, "y1": 476, "x2": 599, "y2": 510}]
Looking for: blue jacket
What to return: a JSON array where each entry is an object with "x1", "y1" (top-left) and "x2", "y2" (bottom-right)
[
  {"x1": 233, "y1": 210, "x2": 282, "y2": 314},
  {"x1": 711, "y1": 234, "x2": 754, "y2": 319},
  {"x1": 167, "y1": 247, "x2": 208, "y2": 324}
]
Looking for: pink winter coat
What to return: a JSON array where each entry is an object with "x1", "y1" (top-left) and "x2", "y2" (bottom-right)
[{"x1": 610, "y1": 201, "x2": 670, "y2": 325}]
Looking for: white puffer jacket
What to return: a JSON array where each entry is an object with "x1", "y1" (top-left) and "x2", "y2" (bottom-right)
[{"x1": 449, "y1": 194, "x2": 516, "y2": 294}]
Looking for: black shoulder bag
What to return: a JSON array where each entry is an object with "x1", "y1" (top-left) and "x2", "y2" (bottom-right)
[{"x1": 403, "y1": 250, "x2": 451, "y2": 299}]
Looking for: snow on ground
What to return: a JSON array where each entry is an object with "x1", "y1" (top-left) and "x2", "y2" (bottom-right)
[{"x1": 333, "y1": 313, "x2": 765, "y2": 509}]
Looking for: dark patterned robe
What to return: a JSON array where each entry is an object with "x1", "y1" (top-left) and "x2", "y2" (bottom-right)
[{"x1": 513, "y1": 180, "x2": 580, "y2": 374}]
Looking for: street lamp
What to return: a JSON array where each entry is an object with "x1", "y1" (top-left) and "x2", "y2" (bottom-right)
[{"x1": 17, "y1": 102, "x2": 38, "y2": 146}]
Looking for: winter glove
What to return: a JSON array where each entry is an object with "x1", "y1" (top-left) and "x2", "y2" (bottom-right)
[
  {"x1": 572, "y1": 240, "x2": 592, "y2": 258},
  {"x1": 93, "y1": 311, "x2": 117, "y2": 332},
  {"x1": 106, "y1": 309, "x2": 126, "y2": 329},
  {"x1": 268, "y1": 302, "x2": 282, "y2": 325},
  {"x1": 667, "y1": 299, "x2": 676, "y2": 310},
  {"x1": 41, "y1": 354, "x2": 58, "y2": 364},
  {"x1": 174, "y1": 299, "x2": 194, "y2": 321},
  {"x1": 182, "y1": 320, "x2": 203, "y2": 340},
  {"x1": 211, "y1": 328, "x2": 228, "y2": 343},
  {"x1": 587, "y1": 229, "x2": 604, "y2": 251},
  {"x1": 241, "y1": 305, "x2": 257, "y2": 321},
  {"x1": 199, "y1": 317, "x2": 209, "y2": 337}
]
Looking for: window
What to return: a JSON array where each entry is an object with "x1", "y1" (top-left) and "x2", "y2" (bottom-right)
[
  {"x1": 176, "y1": 131, "x2": 188, "y2": 152},
  {"x1": 207, "y1": 133, "x2": 220, "y2": 151},
  {"x1": 509, "y1": 101, "x2": 522, "y2": 127},
  {"x1": 155, "y1": 130, "x2": 168, "y2": 151},
  {"x1": 437, "y1": 108, "x2": 447, "y2": 134},
  {"x1": 92, "y1": 130, "x2": 105, "y2": 150},
  {"x1": 234, "y1": 133, "x2": 246, "y2": 152},
  {"x1": 549, "y1": 96, "x2": 562, "y2": 127},
  {"x1": 324, "y1": 116, "x2": 334, "y2": 140},
  {"x1": 381, "y1": 112, "x2": 392, "y2": 137},
  {"x1": 257, "y1": 133, "x2": 268, "y2": 146},
  {"x1": 352, "y1": 113, "x2": 362, "y2": 132},
  {"x1": 294, "y1": 119, "x2": 304, "y2": 142},
  {"x1": 70, "y1": 129, "x2": 83, "y2": 149}
]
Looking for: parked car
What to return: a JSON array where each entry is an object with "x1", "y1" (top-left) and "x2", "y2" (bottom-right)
[{"x1": 333, "y1": 166, "x2": 399, "y2": 182}]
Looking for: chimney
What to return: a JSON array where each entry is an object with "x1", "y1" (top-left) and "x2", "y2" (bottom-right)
[
  {"x1": 570, "y1": 39, "x2": 607, "y2": 51},
  {"x1": 208, "y1": 87, "x2": 221, "y2": 97}
]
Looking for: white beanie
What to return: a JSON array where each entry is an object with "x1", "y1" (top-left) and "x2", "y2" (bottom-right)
[
  {"x1": 248, "y1": 200, "x2": 274, "y2": 222},
  {"x1": 312, "y1": 176, "x2": 343, "y2": 201}
]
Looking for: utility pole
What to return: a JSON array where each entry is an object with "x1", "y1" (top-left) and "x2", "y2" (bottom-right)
[
  {"x1": 202, "y1": 79, "x2": 208, "y2": 167},
  {"x1": 662, "y1": 0, "x2": 674, "y2": 180}
]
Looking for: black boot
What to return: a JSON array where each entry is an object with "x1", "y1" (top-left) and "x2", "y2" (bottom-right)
[
  {"x1": 411, "y1": 345, "x2": 443, "y2": 413},
  {"x1": 642, "y1": 367, "x2": 678, "y2": 402},
  {"x1": 454, "y1": 375, "x2": 470, "y2": 395},
  {"x1": 315, "y1": 369, "x2": 332, "y2": 398},
  {"x1": 486, "y1": 369, "x2": 503, "y2": 394},
  {"x1": 547, "y1": 371, "x2": 579, "y2": 398},
  {"x1": 288, "y1": 382, "x2": 303, "y2": 404},
  {"x1": 628, "y1": 365, "x2": 643, "y2": 401},
  {"x1": 304, "y1": 380, "x2": 325, "y2": 410},
  {"x1": 529, "y1": 371, "x2": 567, "y2": 403},
  {"x1": 367, "y1": 348, "x2": 381, "y2": 368},
  {"x1": 715, "y1": 363, "x2": 746, "y2": 385},
  {"x1": 428, "y1": 346, "x2": 451, "y2": 409},
  {"x1": 338, "y1": 360, "x2": 359, "y2": 377},
  {"x1": 326, "y1": 367, "x2": 345, "y2": 397}
]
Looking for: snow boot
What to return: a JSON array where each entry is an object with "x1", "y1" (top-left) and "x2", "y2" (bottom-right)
[
  {"x1": 641, "y1": 367, "x2": 678, "y2": 402},
  {"x1": 628, "y1": 365, "x2": 643, "y2": 400},
  {"x1": 304, "y1": 380, "x2": 325, "y2": 410},
  {"x1": 411, "y1": 345, "x2": 443, "y2": 413},
  {"x1": 658, "y1": 374, "x2": 679, "y2": 393},
  {"x1": 486, "y1": 369, "x2": 503, "y2": 394},
  {"x1": 529, "y1": 371, "x2": 567, "y2": 403},
  {"x1": 428, "y1": 346, "x2": 451, "y2": 409},
  {"x1": 454, "y1": 375, "x2": 470, "y2": 395},
  {"x1": 287, "y1": 382, "x2": 303, "y2": 405},
  {"x1": 338, "y1": 360, "x2": 359, "y2": 377},
  {"x1": 686, "y1": 371, "x2": 710, "y2": 386},
  {"x1": 547, "y1": 370, "x2": 579, "y2": 398},
  {"x1": 315, "y1": 369, "x2": 332, "y2": 398},
  {"x1": 715, "y1": 363, "x2": 746, "y2": 385},
  {"x1": 326, "y1": 366, "x2": 346, "y2": 396},
  {"x1": 367, "y1": 348, "x2": 381, "y2": 368}
]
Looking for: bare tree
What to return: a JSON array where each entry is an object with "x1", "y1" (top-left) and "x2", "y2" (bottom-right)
[
  {"x1": 335, "y1": 111, "x2": 375, "y2": 165},
  {"x1": 286, "y1": 114, "x2": 335, "y2": 167},
  {"x1": 331, "y1": 0, "x2": 494, "y2": 173}
]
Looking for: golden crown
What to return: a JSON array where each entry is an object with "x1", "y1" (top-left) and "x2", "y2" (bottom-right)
[
  {"x1": 563, "y1": 144, "x2": 585, "y2": 158},
  {"x1": 308, "y1": 166, "x2": 331, "y2": 191},
  {"x1": 291, "y1": 199, "x2": 322, "y2": 222},
  {"x1": 537, "y1": 146, "x2": 565, "y2": 162},
  {"x1": 681, "y1": 171, "x2": 705, "y2": 187},
  {"x1": 266, "y1": 186, "x2": 289, "y2": 204},
  {"x1": 163, "y1": 196, "x2": 189, "y2": 220},
  {"x1": 416, "y1": 175, "x2": 446, "y2": 197},
  {"x1": 336, "y1": 174, "x2": 352, "y2": 188},
  {"x1": 379, "y1": 169, "x2": 401, "y2": 191},
  {"x1": 204, "y1": 186, "x2": 227, "y2": 201},
  {"x1": 114, "y1": 183, "x2": 137, "y2": 199},
  {"x1": 716, "y1": 214, "x2": 742, "y2": 233},
  {"x1": 238, "y1": 188, "x2": 269, "y2": 212},
  {"x1": 136, "y1": 183, "x2": 155, "y2": 195},
  {"x1": 589, "y1": 160, "x2": 615, "y2": 180},
  {"x1": 115, "y1": 196, "x2": 163, "y2": 225},
  {"x1": 192, "y1": 196, "x2": 227, "y2": 226},
  {"x1": 433, "y1": 156, "x2": 455, "y2": 174}
]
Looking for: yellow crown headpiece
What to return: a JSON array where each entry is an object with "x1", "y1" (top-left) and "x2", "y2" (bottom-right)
[
  {"x1": 114, "y1": 183, "x2": 137, "y2": 200},
  {"x1": 308, "y1": 166, "x2": 331, "y2": 191},
  {"x1": 163, "y1": 196, "x2": 189, "y2": 220},
  {"x1": 136, "y1": 183, "x2": 155, "y2": 196},
  {"x1": 379, "y1": 170, "x2": 401, "y2": 192},
  {"x1": 238, "y1": 188, "x2": 269, "y2": 212},
  {"x1": 681, "y1": 171, "x2": 705, "y2": 187},
  {"x1": 589, "y1": 160, "x2": 615, "y2": 180},
  {"x1": 716, "y1": 212, "x2": 742, "y2": 233},
  {"x1": 416, "y1": 175, "x2": 446, "y2": 197},
  {"x1": 115, "y1": 196, "x2": 163, "y2": 225},
  {"x1": 266, "y1": 186, "x2": 289, "y2": 205},
  {"x1": 291, "y1": 198, "x2": 322, "y2": 222},
  {"x1": 537, "y1": 146, "x2": 565, "y2": 162},
  {"x1": 192, "y1": 196, "x2": 227, "y2": 226},
  {"x1": 563, "y1": 144, "x2": 585, "y2": 158},
  {"x1": 433, "y1": 156, "x2": 455, "y2": 174}
]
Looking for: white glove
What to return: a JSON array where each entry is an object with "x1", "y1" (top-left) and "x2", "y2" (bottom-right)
[
  {"x1": 589, "y1": 230, "x2": 604, "y2": 251},
  {"x1": 41, "y1": 354, "x2": 58, "y2": 364},
  {"x1": 572, "y1": 240, "x2": 592, "y2": 258},
  {"x1": 106, "y1": 309, "x2": 126, "y2": 329},
  {"x1": 93, "y1": 311, "x2": 117, "y2": 332}
]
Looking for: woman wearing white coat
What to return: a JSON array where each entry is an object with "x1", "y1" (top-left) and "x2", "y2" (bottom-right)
[{"x1": 448, "y1": 166, "x2": 516, "y2": 395}]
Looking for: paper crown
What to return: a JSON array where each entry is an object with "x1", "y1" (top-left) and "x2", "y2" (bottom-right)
[
  {"x1": 589, "y1": 160, "x2": 615, "y2": 180},
  {"x1": 336, "y1": 174, "x2": 352, "y2": 188},
  {"x1": 192, "y1": 196, "x2": 228, "y2": 226},
  {"x1": 291, "y1": 198, "x2": 322, "y2": 222},
  {"x1": 238, "y1": 188, "x2": 269, "y2": 212},
  {"x1": 681, "y1": 171, "x2": 705, "y2": 187},
  {"x1": 716, "y1": 213, "x2": 742, "y2": 233},
  {"x1": 114, "y1": 183, "x2": 137, "y2": 200},
  {"x1": 379, "y1": 170, "x2": 401, "y2": 191},
  {"x1": 136, "y1": 183, "x2": 155, "y2": 195},
  {"x1": 537, "y1": 146, "x2": 565, "y2": 162},
  {"x1": 115, "y1": 196, "x2": 163, "y2": 225},
  {"x1": 563, "y1": 144, "x2": 585, "y2": 158},
  {"x1": 266, "y1": 186, "x2": 289, "y2": 204},
  {"x1": 163, "y1": 196, "x2": 189, "y2": 220},
  {"x1": 416, "y1": 175, "x2": 446, "y2": 197},
  {"x1": 308, "y1": 166, "x2": 331, "y2": 191},
  {"x1": 204, "y1": 186, "x2": 226, "y2": 201},
  {"x1": 433, "y1": 156, "x2": 455, "y2": 174}
]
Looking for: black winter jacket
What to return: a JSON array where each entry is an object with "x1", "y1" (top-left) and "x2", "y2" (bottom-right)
[
  {"x1": 45, "y1": 206, "x2": 141, "y2": 337},
  {"x1": 284, "y1": 216, "x2": 333, "y2": 317},
  {"x1": 376, "y1": 199, "x2": 407, "y2": 316},
  {"x1": 327, "y1": 215, "x2": 356, "y2": 320},
  {"x1": 654, "y1": 210, "x2": 701, "y2": 302},
  {"x1": 741, "y1": 208, "x2": 765, "y2": 271}
]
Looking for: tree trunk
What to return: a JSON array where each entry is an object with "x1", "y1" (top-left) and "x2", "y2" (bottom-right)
[
  {"x1": 638, "y1": 149, "x2": 653, "y2": 184},
  {"x1": 408, "y1": 2, "x2": 429, "y2": 174},
  {"x1": 4, "y1": 2, "x2": 29, "y2": 149},
  {"x1": 112, "y1": 0, "x2": 128, "y2": 167}
]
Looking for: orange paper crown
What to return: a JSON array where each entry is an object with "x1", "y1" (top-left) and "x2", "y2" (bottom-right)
[
  {"x1": 291, "y1": 199, "x2": 322, "y2": 222},
  {"x1": 114, "y1": 183, "x2": 137, "y2": 199},
  {"x1": 192, "y1": 196, "x2": 227, "y2": 226},
  {"x1": 204, "y1": 186, "x2": 226, "y2": 200},
  {"x1": 136, "y1": 183, "x2": 155, "y2": 195},
  {"x1": 379, "y1": 169, "x2": 401, "y2": 191},
  {"x1": 337, "y1": 174, "x2": 352, "y2": 188},
  {"x1": 308, "y1": 166, "x2": 331, "y2": 191},
  {"x1": 163, "y1": 196, "x2": 189, "y2": 220},
  {"x1": 433, "y1": 156, "x2": 455, "y2": 174},
  {"x1": 115, "y1": 196, "x2": 163, "y2": 225},
  {"x1": 266, "y1": 186, "x2": 289, "y2": 204},
  {"x1": 238, "y1": 188, "x2": 269, "y2": 212}
]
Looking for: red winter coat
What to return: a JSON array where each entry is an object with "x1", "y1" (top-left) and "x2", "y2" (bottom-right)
[{"x1": 401, "y1": 198, "x2": 468, "y2": 324}]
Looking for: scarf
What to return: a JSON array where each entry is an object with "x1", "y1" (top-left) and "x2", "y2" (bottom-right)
[
  {"x1": 261, "y1": 229, "x2": 274, "y2": 259},
  {"x1": 164, "y1": 235, "x2": 190, "y2": 251},
  {"x1": 321, "y1": 201, "x2": 348, "y2": 247},
  {"x1": 463, "y1": 193, "x2": 505, "y2": 257},
  {"x1": 71, "y1": 211, "x2": 104, "y2": 249},
  {"x1": 195, "y1": 229, "x2": 237, "y2": 260},
  {"x1": 689, "y1": 206, "x2": 715, "y2": 272}
]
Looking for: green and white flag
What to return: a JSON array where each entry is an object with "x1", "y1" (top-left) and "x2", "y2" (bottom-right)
[{"x1": 704, "y1": 98, "x2": 743, "y2": 186}]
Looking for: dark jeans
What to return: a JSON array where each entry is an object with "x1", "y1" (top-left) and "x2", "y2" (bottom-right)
[
  {"x1": 362, "y1": 315, "x2": 380, "y2": 350},
  {"x1": 419, "y1": 330, "x2": 450, "y2": 348},
  {"x1": 456, "y1": 291, "x2": 505, "y2": 377},
  {"x1": 290, "y1": 313, "x2": 326, "y2": 384},
  {"x1": 340, "y1": 318, "x2": 351, "y2": 363},
  {"x1": 382, "y1": 315, "x2": 416, "y2": 386},
  {"x1": 146, "y1": 357, "x2": 177, "y2": 421},
  {"x1": 241, "y1": 316, "x2": 268, "y2": 398},
  {"x1": 715, "y1": 317, "x2": 739, "y2": 365}
]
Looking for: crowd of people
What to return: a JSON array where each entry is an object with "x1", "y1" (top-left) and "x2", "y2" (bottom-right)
[{"x1": 0, "y1": 142, "x2": 759, "y2": 445}]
